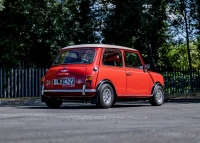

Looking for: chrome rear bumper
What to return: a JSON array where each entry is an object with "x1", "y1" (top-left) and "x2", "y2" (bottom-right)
[{"x1": 41, "y1": 85, "x2": 96, "y2": 96}]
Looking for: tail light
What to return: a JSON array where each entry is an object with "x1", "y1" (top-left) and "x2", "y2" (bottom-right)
[{"x1": 86, "y1": 75, "x2": 93, "y2": 88}]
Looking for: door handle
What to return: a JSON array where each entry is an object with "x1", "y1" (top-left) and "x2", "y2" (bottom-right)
[{"x1": 126, "y1": 72, "x2": 132, "y2": 76}]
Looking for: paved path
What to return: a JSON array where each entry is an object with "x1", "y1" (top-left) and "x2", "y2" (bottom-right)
[{"x1": 0, "y1": 101, "x2": 200, "y2": 143}]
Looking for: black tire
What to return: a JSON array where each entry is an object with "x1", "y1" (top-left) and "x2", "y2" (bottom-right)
[
  {"x1": 150, "y1": 85, "x2": 164, "y2": 106},
  {"x1": 96, "y1": 84, "x2": 114, "y2": 108},
  {"x1": 45, "y1": 98, "x2": 63, "y2": 108}
]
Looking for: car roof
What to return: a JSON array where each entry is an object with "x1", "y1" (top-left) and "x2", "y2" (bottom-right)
[{"x1": 61, "y1": 44, "x2": 137, "y2": 51}]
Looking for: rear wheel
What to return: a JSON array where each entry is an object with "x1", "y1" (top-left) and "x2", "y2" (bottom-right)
[
  {"x1": 96, "y1": 84, "x2": 114, "y2": 108},
  {"x1": 45, "y1": 98, "x2": 63, "y2": 108},
  {"x1": 150, "y1": 85, "x2": 164, "y2": 106}
]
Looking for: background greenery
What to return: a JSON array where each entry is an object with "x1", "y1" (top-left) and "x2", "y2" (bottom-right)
[{"x1": 0, "y1": 0, "x2": 199, "y2": 68}]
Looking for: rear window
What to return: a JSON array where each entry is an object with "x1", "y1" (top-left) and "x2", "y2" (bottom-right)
[{"x1": 53, "y1": 49, "x2": 96, "y2": 65}]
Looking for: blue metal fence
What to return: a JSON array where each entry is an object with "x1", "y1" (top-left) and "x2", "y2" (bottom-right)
[
  {"x1": 0, "y1": 68, "x2": 46, "y2": 98},
  {"x1": 155, "y1": 67, "x2": 200, "y2": 95},
  {"x1": 0, "y1": 67, "x2": 200, "y2": 98}
]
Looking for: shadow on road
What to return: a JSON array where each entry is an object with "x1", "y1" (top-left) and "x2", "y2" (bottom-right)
[
  {"x1": 3, "y1": 100, "x2": 200, "y2": 110},
  {"x1": 11, "y1": 102, "x2": 151, "y2": 110},
  {"x1": 18, "y1": 105, "x2": 150, "y2": 110}
]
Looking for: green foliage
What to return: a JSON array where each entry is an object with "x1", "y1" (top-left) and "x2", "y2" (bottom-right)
[
  {"x1": 167, "y1": 0, "x2": 199, "y2": 71},
  {"x1": 101, "y1": 0, "x2": 168, "y2": 67},
  {"x1": 66, "y1": 0, "x2": 99, "y2": 44},
  {"x1": 167, "y1": 42, "x2": 200, "y2": 68},
  {"x1": 0, "y1": 0, "x2": 199, "y2": 68},
  {"x1": 0, "y1": 0, "x2": 4, "y2": 11},
  {"x1": 0, "y1": 0, "x2": 97, "y2": 67}
]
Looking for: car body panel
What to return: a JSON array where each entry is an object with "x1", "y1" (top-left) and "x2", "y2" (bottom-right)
[
  {"x1": 148, "y1": 71, "x2": 164, "y2": 86},
  {"x1": 97, "y1": 65, "x2": 127, "y2": 96},
  {"x1": 125, "y1": 67, "x2": 150, "y2": 96}
]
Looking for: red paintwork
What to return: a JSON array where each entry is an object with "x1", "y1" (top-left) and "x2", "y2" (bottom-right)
[
  {"x1": 125, "y1": 67, "x2": 150, "y2": 96},
  {"x1": 43, "y1": 44, "x2": 164, "y2": 99}
]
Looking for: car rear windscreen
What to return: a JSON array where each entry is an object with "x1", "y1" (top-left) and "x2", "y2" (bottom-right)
[{"x1": 53, "y1": 49, "x2": 96, "y2": 65}]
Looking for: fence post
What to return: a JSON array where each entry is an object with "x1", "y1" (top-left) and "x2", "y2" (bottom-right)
[
  {"x1": 25, "y1": 68, "x2": 28, "y2": 97},
  {"x1": 31, "y1": 68, "x2": 34, "y2": 97},
  {"x1": 17, "y1": 68, "x2": 20, "y2": 98},
  {"x1": 39, "y1": 69, "x2": 42, "y2": 96},
  {"x1": 35, "y1": 68, "x2": 39, "y2": 97},
  {"x1": 22, "y1": 69, "x2": 24, "y2": 97},
  {"x1": 3, "y1": 70, "x2": 6, "y2": 98},
  {"x1": 0, "y1": 68, "x2": 2, "y2": 98}
]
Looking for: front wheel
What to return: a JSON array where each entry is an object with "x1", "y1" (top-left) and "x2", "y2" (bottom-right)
[
  {"x1": 96, "y1": 84, "x2": 114, "y2": 108},
  {"x1": 150, "y1": 85, "x2": 164, "y2": 106},
  {"x1": 45, "y1": 98, "x2": 63, "y2": 108}
]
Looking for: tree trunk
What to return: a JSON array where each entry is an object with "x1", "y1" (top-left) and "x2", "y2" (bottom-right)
[{"x1": 181, "y1": 0, "x2": 193, "y2": 92}]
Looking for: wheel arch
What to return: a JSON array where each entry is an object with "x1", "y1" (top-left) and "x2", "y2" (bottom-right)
[
  {"x1": 90, "y1": 79, "x2": 117, "y2": 104},
  {"x1": 151, "y1": 82, "x2": 164, "y2": 96},
  {"x1": 96, "y1": 79, "x2": 117, "y2": 98}
]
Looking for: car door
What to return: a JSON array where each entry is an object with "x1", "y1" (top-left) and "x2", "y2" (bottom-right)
[
  {"x1": 97, "y1": 48, "x2": 127, "y2": 96},
  {"x1": 124, "y1": 51, "x2": 150, "y2": 96}
]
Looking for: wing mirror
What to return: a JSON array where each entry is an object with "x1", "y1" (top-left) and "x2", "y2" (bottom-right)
[{"x1": 145, "y1": 64, "x2": 150, "y2": 70}]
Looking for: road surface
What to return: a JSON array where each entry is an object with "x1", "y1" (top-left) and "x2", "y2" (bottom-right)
[{"x1": 0, "y1": 101, "x2": 200, "y2": 143}]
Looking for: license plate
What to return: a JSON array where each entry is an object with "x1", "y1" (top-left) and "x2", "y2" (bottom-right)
[{"x1": 53, "y1": 78, "x2": 75, "y2": 85}]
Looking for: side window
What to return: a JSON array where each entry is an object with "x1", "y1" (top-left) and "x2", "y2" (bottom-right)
[
  {"x1": 124, "y1": 52, "x2": 143, "y2": 68},
  {"x1": 102, "y1": 48, "x2": 123, "y2": 67}
]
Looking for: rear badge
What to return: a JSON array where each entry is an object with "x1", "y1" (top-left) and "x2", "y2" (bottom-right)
[
  {"x1": 61, "y1": 67, "x2": 68, "y2": 72},
  {"x1": 60, "y1": 69, "x2": 68, "y2": 72}
]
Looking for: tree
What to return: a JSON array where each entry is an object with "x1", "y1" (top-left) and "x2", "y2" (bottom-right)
[
  {"x1": 101, "y1": 0, "x2": 168, "y2": 68},
  {"x1": 0, "y1": 0, "x2": 97, "y2": 67},
  {"x1": 195, "y1": 0, "x2": 200, "y2": 50},
  {"x1": 67, "y1": 0, "x2": 99, "y2": 44},
  {"x1": 167, "y1": 0, "x2": 199, "y2": 92}
]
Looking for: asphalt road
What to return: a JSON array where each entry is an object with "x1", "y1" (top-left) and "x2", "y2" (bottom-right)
[{"x1": 0, "y1": 101, "x2": 200, "y2": 143}]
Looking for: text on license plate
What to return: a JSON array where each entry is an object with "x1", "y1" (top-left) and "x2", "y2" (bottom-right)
[{"x1": 53, "y1": 78, "x2": 75, "y2": 85}]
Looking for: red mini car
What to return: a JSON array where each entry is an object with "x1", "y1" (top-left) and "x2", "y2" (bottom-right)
[{"x1": 41, "y1": 44, "x2": 164, "y2": 108}]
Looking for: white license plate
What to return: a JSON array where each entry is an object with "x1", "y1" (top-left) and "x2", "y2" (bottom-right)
[{"x1": 53, "y1": 78, "x2": 75, "y2": 85}]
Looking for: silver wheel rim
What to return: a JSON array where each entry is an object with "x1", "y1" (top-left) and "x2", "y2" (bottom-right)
[
  {"x1": 156, "y1": 89, "x2": 163, "y2": 104},
  {"x1": 103, "y1": 89, "x2": 112, "y2": 104}
]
